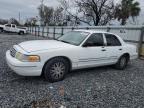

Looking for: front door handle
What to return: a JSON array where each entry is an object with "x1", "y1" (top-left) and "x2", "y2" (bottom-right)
[{"x1": 119, "y1": 49, "x2": 123, "y2": 51}]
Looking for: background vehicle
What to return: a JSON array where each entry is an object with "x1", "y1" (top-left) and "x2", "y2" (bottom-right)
[
  {"x1": 0, "y1": 24, "x2": 27, "y2": 35},
  {"x1": 6, "y1": 30, "x2": 138, "y2": 82}
]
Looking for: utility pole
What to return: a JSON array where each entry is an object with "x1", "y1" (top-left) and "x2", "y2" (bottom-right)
[
  {"x1": 41, "y1": 0, "x2": 44, "y2": 5},
  {"x1": 19, "y1": 12, "x2": 21, "y2": 24},
  {"x1": 41, "y1": 0, "x2": 44, "y2": 25}
]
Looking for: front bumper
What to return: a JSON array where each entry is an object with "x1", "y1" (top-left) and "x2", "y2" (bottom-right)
[{"x1": 6, "y1": 50, "x2": 42, "y2": 76}]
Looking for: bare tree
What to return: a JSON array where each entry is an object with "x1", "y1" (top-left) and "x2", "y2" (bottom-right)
[
  {"x1": 0, "y1": 19, "x2": 8, "y2": 25},
  {"x1": 38, "y1": 4, "x2": 54, "y2": 26},
  {"x1": 24, "y1": 19, "x2": 31, "y2": 26},
  {"x1": 60, "y1": 0, "x2": 115, "y2": 26},
  {"x1": 53, "y1": 7, "x2": 64, "y2": 26},
  {"x1": 30, "y1": 17, "x2": 38, "y2": 26},
  {"x1": 9, "y1": 18, "x2": 20, "y2": 26}
]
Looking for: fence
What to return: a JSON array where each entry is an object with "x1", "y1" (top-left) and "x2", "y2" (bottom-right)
[{"x1": 27, "y1": 26, "x2": 144, "y2": 57}]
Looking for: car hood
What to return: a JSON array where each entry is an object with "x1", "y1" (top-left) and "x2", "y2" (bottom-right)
[{"x1": 18, "y1": 40, "x2": 74, "y2": 53}]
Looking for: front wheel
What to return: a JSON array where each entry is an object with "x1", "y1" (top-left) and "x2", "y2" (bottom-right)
[
  {"x1": 44, "y1": 57, "x2": 70, "y2": 82},
  {"x1": 114, "y1": 55, "x2": 129, "y2": 70}
]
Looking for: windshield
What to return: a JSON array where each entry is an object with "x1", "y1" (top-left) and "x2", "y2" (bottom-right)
[{"x1": 58, "y1": 31, "x2": 89, "y2": 46}]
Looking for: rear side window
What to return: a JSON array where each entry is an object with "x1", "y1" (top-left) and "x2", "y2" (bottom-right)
[
  {"x1": 105, "y1": 34, "x2": 121, "y2": 46},
  {"x1": 85, "y1": 33, "x2": 104, "y2": 47},
  {"x1": 12, "y1": 25, "x2": 15, "y2": 28}
]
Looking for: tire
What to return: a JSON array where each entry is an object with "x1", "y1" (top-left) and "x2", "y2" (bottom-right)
[
  {"x1": 44, "y1": 57, "x2": 70, "y2": 82},
  {"x1": 19, "y1": 31, "x2": 24, "y2": 35},
  {"x1": 0, "y1": 28, "x2": 3, "y2": 33},
  {"x1": 114, "y1": 55, "x2": 129, "y2": 70}
]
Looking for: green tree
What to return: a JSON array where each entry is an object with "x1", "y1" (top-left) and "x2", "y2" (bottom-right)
[{"x1": 114, "y1": 0, "x2": 141, "y2": 25}]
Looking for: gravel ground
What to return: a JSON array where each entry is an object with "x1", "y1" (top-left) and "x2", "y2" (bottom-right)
[{"x1": 0, "y1": 33, "x2": 144, "y2": 108}]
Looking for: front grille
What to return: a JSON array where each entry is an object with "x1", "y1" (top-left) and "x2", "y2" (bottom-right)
[{"x1": 10, "y1": 48, "x2": 17, "y2": 57}]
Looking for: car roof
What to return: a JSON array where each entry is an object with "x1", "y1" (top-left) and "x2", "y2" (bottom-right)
[{"x1": 74, "y1": 29, "x2": 111, "y2": 34}]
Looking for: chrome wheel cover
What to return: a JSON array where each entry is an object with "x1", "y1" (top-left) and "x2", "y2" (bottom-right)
[{"x1": 50, "y1": 62, "x2": 66, "y2": 79}]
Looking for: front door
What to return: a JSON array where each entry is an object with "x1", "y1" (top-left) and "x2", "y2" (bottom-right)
[
  {"x1": 5, "y1": 24, "x2": 12, "y2": 32},
  {"x1": 78, "y1": 33, "x2": 108, "y2": 68}
]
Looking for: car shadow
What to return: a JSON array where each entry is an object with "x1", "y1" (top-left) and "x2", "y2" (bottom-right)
[
  {"x1": 7, "y1": 66, "x2": 110, "y2": 84},
  {"x1": 8, "y1": 64, "x2": 132, "y2": 84},
  {"x1": 67, "y1": 65, "x2": 114, "y2": 78}
]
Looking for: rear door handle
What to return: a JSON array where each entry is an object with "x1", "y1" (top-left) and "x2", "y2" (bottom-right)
[{"x1": 119, "y1": 49, "x2": 123, "y2": 51}]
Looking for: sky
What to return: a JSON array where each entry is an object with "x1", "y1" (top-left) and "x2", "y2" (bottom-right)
[
  {"x1": 0, "y1": 0, "x2": 144, "y2": 24},
  {"x1": 0, "y1": 0, "x2": 60, "y2": 23}
]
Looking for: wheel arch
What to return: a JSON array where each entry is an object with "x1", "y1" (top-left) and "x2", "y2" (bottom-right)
[
  {"x1": 121, "y1": 53, "x2": 130, "y2": 61},
  {"x1": 19, "y1": 30, "x2": 24, "y2": 34},
  {"x1": 41, "y1": 56, "x2": 72, "y2": 75}
]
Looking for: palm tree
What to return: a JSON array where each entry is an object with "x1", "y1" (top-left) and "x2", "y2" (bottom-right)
[{"x1": 114, "y1": 0, "x2": 141, "y2": 25}]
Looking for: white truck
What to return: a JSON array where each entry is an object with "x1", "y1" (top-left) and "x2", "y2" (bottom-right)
[{"x1": 0, "y1": 24, "x2": 27, "y2": 35}]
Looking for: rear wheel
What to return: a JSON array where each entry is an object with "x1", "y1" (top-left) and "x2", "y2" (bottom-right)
[
  {"x1": 44, "y1": 57, "x2": 70, "y2": 82},
  {"x1": 0, "y1": 28, "x2": 3, "y2": 33},
  {"x1": 115, "y1": 55, "x2": 129, "y2": 70},
  {"x1": 19, "y1": 31, "x2": 24, "y2": 35}
]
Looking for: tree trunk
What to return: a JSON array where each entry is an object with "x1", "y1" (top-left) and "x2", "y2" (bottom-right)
[
  {"x1": 121, "y1": 19, "x2": 126, "y2": 25},
  {"x1": 94, "y1": 16, "x2": 100, "y2": 26}
]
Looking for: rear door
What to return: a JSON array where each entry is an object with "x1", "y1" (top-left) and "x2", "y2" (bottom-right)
[{"x1": 104, "y1": 33, "x2": 123, "y2": 63}]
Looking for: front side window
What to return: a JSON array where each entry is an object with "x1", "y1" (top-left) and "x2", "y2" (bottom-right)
[
  {"x1": 5, "y1": 24, "x2": 11, "y2": 27},
  {"x1": 58, "y1": 31, "x2": 89, "y2": 46},
  {"x1": 83, "y1": 33, "x2": 104, "y2": 47},
  {"x1": 105, "y1": 34, "x2": 121, "y2": 46}
]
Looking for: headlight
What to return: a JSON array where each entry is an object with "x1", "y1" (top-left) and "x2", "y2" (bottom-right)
[{"x1": 15, "y1": 52, "x2": 40, "y2": 62}]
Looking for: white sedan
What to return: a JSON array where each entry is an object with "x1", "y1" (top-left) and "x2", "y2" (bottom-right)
[{"x1": 6, "y1": 30, "x2": 138, "y2": 82}]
